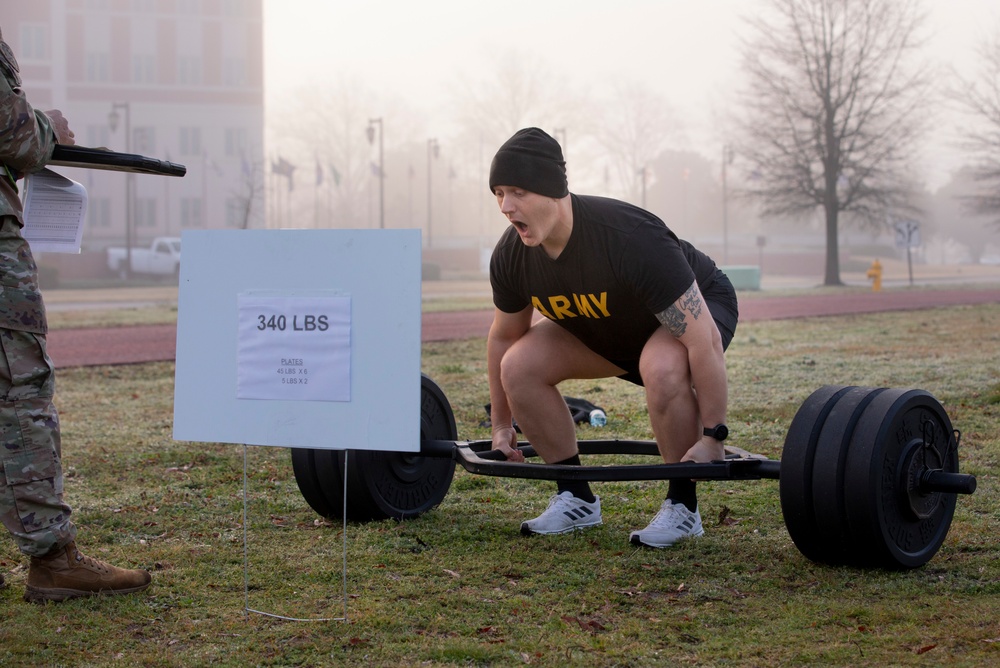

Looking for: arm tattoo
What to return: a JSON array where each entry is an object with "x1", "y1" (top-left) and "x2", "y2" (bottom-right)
[{"x1": 654, "y1": 283, "x2": 704, "y2": 338}]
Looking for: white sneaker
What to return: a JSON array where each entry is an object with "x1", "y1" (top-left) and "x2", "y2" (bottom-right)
[
  {"x1": 629, "y1": 499, "x2": 704, "y2": 548},
  {"x1": 520, "y1": 491, "x2": 602, "y2": 535}
]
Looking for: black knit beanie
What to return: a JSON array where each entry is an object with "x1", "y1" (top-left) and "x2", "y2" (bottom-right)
[{"x1": 488, "y1": 127, "x2": 568, "y2": 198}]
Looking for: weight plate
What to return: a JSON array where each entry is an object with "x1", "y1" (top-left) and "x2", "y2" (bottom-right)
[
  {"x1": 779, "y1": 385, "x2": 854, "y2": 563},
  {"x1": 809, "y1": 386, "x2": 885, "y2": 566},
  {"x1": 843, "y1": 389, "x2": 959, "y2": 569},
  {"x1": 343, "y1": 374, "x2": 457, "y2": 521},
  {"x1": 312, "y1": 449, "x2": 347, "y2": 517},
  {"x1": 290, "y1": 374, "x2": 457, "y2": 522},
  {"x1": 291, "y1": 446, "x2": 336, "y2": 518}
]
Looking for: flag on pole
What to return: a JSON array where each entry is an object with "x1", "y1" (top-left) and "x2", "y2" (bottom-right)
[{"x1": 272, "y1": 156, "x2": 296, "y2": 191}]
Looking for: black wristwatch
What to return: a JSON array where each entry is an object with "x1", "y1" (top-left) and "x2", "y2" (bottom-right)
[{"x1": 703, "y1": 424, "x2": 729, "y2": 441}]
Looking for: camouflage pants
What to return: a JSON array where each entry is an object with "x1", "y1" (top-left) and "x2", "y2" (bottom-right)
[{"x1": 0, "y1": 215, "x2": 75, "y2": 557}]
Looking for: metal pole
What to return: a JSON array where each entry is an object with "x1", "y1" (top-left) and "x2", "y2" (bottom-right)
[
  {"x1": 427, "y1": 138, "x2": 438, "y2": 249},
  {"x1": 377, "y1": 123, "x2": 384, "y2": 229},
  {"x1": 110, "y1": 102, "x2": 134, "y2": 279},
  {"x1": 722, "y1": 145, "x2": 733, "y2": 265},
  {"x1": 367, "y1": 118, "x2": 385, "y2": 229}
]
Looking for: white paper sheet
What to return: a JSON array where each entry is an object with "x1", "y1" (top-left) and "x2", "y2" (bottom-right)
[
  {"x1": 236, "y1": 293, "x2": 352, "y2": 402},
  {"x1": 21, "y1": 168, "x2": 87, "y2": 253}
]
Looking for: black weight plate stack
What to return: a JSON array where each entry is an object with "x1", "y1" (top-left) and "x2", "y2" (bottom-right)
[
  {"x1": 779, "y1": 385, "x2": 853, "y2": 564},
  {"x1": 842, "y1": 388, "x2": 959, "y2": 569},
  {"x1": 290, "y1": 446, "x2": 339, "y2": 519},
  {"x1": 808, "y1": 386, "x2": 886, "y2": 565},
  {"x1": 291, "y1": 374, "x2": 457, "y2": 522}
]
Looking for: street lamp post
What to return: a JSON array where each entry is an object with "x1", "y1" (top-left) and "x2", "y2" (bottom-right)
[
  {"x1": 553, "y1": 127, "x2": 567, "y2": 159},
  {"x1": 366, "y1": 118, "x2": 384, "y2": 229},
  {"x1": 722, "y1": 144, "x2": 734, "y2": 265},
  {"x1": 108, "y1": 102, "x2": 133, "y2": 279},
  {"x1": 427, "y1": 138, "x2": 439, "y2": 248}
]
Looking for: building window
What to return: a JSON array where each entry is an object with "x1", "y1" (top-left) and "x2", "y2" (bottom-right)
[
  {"x1": 178, "y1": 56, "x2": 202, "y2": 85},
  {"x1": 222, "y1": 0, "x2": 243, "y2": 17},
  {"x1": 180, "y1": 198, "x2": 203, "y2": 228},
  {"x1": 179, "y1": 127, "x2": 201, "y2": 156},
  {"x1": 132, "y1": 54, "x2": 155, "y2": 84},
  {"x1": 135, "y1": 198, "x2": 157, "y2": 228},
  {"x1": 86, "y1": 125, "x2": 111, "y2": 150},
  {"x1": 222, "y1": 58, "x2": 246, "y2": 87},
  {"x1": 224, "y1": 128, "x2": 247, "y2": 157},
  {"x1": 85, "y1": 53, "x2": 111, "y2": 82},
  {"x1": 19, "y1": 24, "x2": 48, "y2": 61},
  {"x1": 133, "y1": 127, "x2": 156, "y2": 155},
  {"x1": 89, "y1": 198, "x2": 111, "y2": 228}
]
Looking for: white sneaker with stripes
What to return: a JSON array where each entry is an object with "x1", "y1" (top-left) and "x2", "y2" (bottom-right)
[
  {"x1": 520, "y1": 491, "x2": 602, "y2": 535},
  {"x1": 629, "y1": 499, "x2": 704, "y2": 548}
]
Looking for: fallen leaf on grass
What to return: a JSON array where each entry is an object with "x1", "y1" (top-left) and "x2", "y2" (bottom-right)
[
  {"x1": 443, "y1": 569, "x2": 461, "y2": 578},
  {"x1": 561, "y1": 615, "x2": 607, "y2": 633},
  {"x1": 718, "y1": 506, "x2": 740, "y2": 526},
  {"x1": 915, "y1": 644, "x2": 937, "y2": 654}
]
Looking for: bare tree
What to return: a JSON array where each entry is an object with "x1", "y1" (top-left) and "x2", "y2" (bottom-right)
[
  {"x1": 232, "y1": 156, "x2": 265, "y2": 229},
  {"x1": 951, "y1": 25, "x2": 1000, "y2": 229},
  {"x1": 451, "y1": 50, "x2": 574, "y2": 145},
  {"x1": 735, "y1": 0, "x2": 932, "y2": 285},
  {"x1": 593, "y1": 81, "x2": 685, "y2": 204},
  {"x1": 269, "y1": 77, "x2": 381, "y2": 229}
]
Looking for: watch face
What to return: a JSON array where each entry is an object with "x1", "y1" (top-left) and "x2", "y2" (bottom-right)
[{"x1": 706, "y1": 424, "x2": 728, "y2": 440}]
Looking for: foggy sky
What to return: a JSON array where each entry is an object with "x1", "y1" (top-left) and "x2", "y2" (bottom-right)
[{"x1": 263, "y1": 0, "x2": 1000, "y2": 190}]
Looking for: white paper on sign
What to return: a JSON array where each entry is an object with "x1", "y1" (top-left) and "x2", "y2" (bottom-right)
[{"x1": 237, "y1": 294, "x2": 351, "y2": 402}]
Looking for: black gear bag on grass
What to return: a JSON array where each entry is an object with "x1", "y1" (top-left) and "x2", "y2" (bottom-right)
[{"x1": 482, "y1": 396, "x2": 605, "y2": 432}]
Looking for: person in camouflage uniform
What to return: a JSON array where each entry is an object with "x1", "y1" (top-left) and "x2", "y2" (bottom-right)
[{"x1": 0, "y1": 26, "x2": 150, "y2": 602}]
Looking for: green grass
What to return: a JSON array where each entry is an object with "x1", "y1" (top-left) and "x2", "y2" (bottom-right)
[{"x1": 1, "y1": 305, "x2": 999, "y2": 666}]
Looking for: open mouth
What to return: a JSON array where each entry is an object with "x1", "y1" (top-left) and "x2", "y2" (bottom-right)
[{"x1": 512, "y1": 221, "x2": 528, "y2": 233}]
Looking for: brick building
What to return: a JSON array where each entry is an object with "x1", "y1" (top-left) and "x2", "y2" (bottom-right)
[{"x1": 4, "y1": 0, "x2": 264, "y2": 281}]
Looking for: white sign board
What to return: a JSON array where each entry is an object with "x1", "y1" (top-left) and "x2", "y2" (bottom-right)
[
  {"x1": 894, "y1": 220, "x2": 920, "y2": 249},
  {"x1": 173, "y1": 229, "x2": 421, "y2": 451}
]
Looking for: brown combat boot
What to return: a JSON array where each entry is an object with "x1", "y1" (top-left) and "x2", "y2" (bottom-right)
[{"x1": 24, "y1": 542, "x2": 151, "y2": 603}]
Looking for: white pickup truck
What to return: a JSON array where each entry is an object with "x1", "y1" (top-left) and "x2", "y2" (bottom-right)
[{"x1": 106, "y1": 236, "x2": 181, "y2": 278}]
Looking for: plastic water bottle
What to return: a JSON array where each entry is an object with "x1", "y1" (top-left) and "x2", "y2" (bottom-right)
[{"x1": 589, "y1": 409, "x2": 607, "y2": 427}]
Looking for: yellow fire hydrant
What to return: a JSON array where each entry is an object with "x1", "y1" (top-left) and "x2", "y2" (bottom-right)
[{"x1": 866, "y1": 258, "x2": 883, "y2": 292}]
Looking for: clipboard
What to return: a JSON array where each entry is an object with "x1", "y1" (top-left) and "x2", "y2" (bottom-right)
[{"x1": 49, "y1": 145, "x2": 187, "y2": 177}]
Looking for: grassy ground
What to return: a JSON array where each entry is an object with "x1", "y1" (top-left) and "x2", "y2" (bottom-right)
[{"x1": 1, "y1": 305, "x2": 998, "y2": 666}]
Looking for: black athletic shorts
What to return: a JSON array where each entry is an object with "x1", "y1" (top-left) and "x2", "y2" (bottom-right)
[{"x1": 612, "y1": 268, "x2": 739, "y2": 387}]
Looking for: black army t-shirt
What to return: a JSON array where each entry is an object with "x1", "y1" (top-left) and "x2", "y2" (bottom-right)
[{"x1": 490, "y1": 194, "x2": 719, "y2": 364}]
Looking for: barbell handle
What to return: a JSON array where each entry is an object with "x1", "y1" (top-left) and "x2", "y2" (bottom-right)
[
  {"x1": 920, "y1": 470, "x2": 977, "y2": 495},
  {"x1": 476, "y1": 445, "x2": 538, "y2": 461}
]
